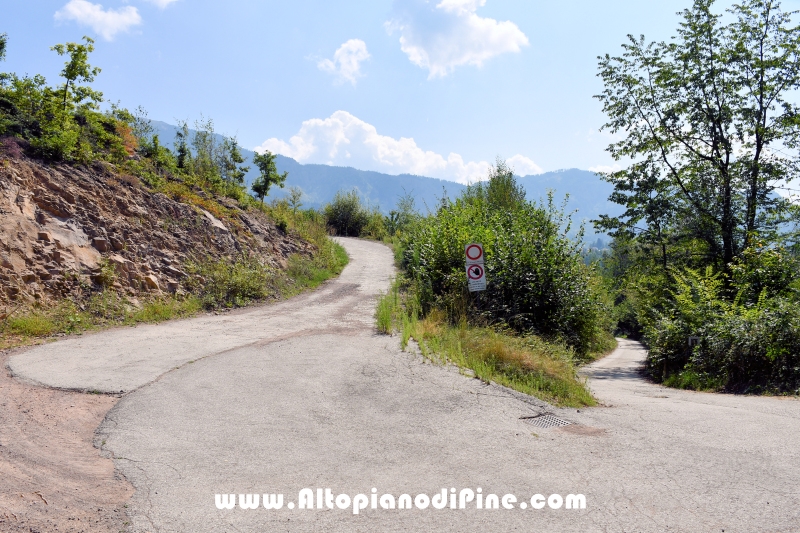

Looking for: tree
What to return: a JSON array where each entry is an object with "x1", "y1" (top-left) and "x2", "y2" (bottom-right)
[
  {"x1": 487, "y1": 158, "x2": 526, "y2": 211},
  {"x1": 595, "y1": 160, "x2": 680, "y2": 270},
  {"x1": 287, "y1": 186, "x2": 303, "y2": 213},
  {"x1": 596, "y1": 0, "x2": 800, "y2": 271},
  {"x1": 385, "y1": 191, "x2": 419, "y2": 236},
  {"x1": 0, "y1": 33, "x2": 7, "y2": 63},
  {"x1": 251, "y1": 150, "x2": 287, "y2": 203},
  {"x1": 130, "y1": 105, "x2": 154, "y2": 145},
  {"x1": 219, "y1": 136, "x2": 250, "y2": 185},
  {"x1": 191, "y1": 115, "x2": 219, "y2": 185},
  {"x1": 174, "y1": 120, "x2": 191, "y2": 170},
  {"x1": 323, "y1": 189, "x2": 368, "y2": 236},
  {"x1": 51, "y1": 36, "x2": 102, "y2": 116}
]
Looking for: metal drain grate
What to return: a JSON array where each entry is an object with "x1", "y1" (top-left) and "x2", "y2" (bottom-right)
[{"x1": 520, "y1": 414, "x2": 572, "y2": 429}]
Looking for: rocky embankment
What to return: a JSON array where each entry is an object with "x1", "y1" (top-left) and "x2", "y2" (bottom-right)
[{"x1": 0, "y1": 144, "x2": 310, "y2": 308}]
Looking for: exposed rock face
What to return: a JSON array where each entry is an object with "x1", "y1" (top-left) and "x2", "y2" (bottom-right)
[{"x1": 0, "y1": 145, "x2": 311, "y2": 306}]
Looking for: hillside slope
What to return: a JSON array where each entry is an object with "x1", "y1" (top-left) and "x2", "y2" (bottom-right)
[{"x1": 0, "y1": 139, "x2": 310, "y2": 308}]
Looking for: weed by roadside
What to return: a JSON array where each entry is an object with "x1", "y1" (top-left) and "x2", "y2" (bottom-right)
[
  {"x1": 1, "y1": 243, "x2": 348, "y2": 351},
  {"x1": 376, "y1": 278, "x2": 605, "y2": 408},
  {"x1": 1, "y1": 295, "x2": 201, "y2": 350}
]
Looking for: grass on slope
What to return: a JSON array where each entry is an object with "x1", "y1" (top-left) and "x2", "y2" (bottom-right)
[
  {"x1": 377, "y1": 279, "x2": 608, "y2": 408},
  {"x1": 1, "y1": 204, "x2": 349, "y2": 351}
]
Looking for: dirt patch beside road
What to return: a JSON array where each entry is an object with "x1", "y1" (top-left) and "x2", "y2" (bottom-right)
[{"x1": 0, "y1": 351, "x2": 132, "y2": 533}]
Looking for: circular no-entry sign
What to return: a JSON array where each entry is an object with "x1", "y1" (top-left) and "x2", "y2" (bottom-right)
[
  {"x1": 465, "y1": 243, "x2": 483, "y2": 262},
  {"x1": 468, "y1": 264, "x2": 484, "y2": 280}
]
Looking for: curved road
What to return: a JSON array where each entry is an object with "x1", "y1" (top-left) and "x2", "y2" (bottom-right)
[{"x1": 9, "y1": 238, "x2": 800, "y2": 532}]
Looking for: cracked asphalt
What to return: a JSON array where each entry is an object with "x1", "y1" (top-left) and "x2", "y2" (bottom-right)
[{"x1": 10, "y1": 237, "x2": 800, "y2": 532}]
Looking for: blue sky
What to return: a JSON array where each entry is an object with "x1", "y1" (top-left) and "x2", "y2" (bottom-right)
[{"x1": 3, "y1": 0, "x2": 782, "y2": 182}]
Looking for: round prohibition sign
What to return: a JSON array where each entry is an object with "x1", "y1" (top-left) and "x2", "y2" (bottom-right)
[
  {"x1": 466, "y1": 244, "x2": 484, "y2": 261},
  {"x1": 468, "y1": 264, "x2": 484, "y2": 280}
]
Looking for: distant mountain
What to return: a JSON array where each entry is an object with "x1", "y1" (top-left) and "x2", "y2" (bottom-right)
[
  {"x1": 149, "y1": 120, "x2": 622, "y2": 241},
  {"x1": 517, "y1": 169, "x2": 624, "y2": 240},
  {"x1": 150, "y1": 120, "x2": 462, "y2": 212}
]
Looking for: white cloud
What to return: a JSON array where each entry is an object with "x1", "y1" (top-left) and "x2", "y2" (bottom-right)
[
  {"x1": 54, "y1": 0, "x2": 141, "y2": 41},
  {"x1": 588, "y1": 164, "x2": 623, "y2": 173},
  {"x1": 318, "y1": 39, "x2": 371, "y2": 86},
  {"x1": 386, "y1": 0, "x2": 528, "y2": 78},
  {"x1": 255, "y1": 111, "x2": 539, "y2": 184},
  {"x1": 144, "y1": 0, "x2": 179, "y2": 8},
  {"x1": 507, "y1": 154, "x2": 542, "y2": 176}
]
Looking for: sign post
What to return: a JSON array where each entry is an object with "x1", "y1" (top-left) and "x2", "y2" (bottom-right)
[{"x1": 465, "y1": 243, "x2": 486, "y2": 292}]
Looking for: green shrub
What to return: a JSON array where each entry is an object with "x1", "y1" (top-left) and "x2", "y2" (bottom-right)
[
  {"x1": 184, "y1": 254, "x2": 277, "y2": 309},
  {"x1": 323, "y1": 189, "x2": 370, "y2": 236},
  {"x1": 399, "y1": 166, "x2": 612, "y2": 356},
  {"x1": 361, "y1": 209, "x2": 385, "y2": 239},
  {"x1": 643, "y1": 262, "x2": 800, "y2": 393}
]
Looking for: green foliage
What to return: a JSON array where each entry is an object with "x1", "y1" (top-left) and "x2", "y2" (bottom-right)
[
  {"x1": 729, "y1": 245, "x2": 799, "y2": 304},
  {"x1": 323, "y1": 189, "x2": 370, "y2": 236},
  {"x1": 484, "y1": 158, "x2": 526, "y2": 210},
  {"x1": 184, "y1": 254, "x2": 278, "y2": 309},
  {"x1": 646, "y1": 288, "x2": 800, "y2": 393},
  {"x1": 0, "y1": 295, "x2": 202, "y2": 348},
  {"x1": 130, "y1": 297, "x2": 202, "y2": 323},
  {"x1": 219, "y1": 136, "x2": 250, "y2": 186},
  {"x1": 252, "y1": 150, "x2": 287, "y2": 203},
  {"x1": 95, "y1": 257, "x2": 118, "y2": 288},
  {"x1": 399, "y1": 161, "x2": 613, "y2": 356},
  {"x1": 287, "y1": 186, "x2": 303, "y2": 213},
  {"x1": 6, "y1": 313, "x2": 57, "y2": 337},
  {"x1": 384, "y1": 192, "x2": 421, "y2": 237},
  {"x1": 596, "y1": 0, "x2": 800, "y2": 269},
  {"x1": 174, "y1": 120, "x2": 191, "y2": 170},
  {"x1": 51, "y1": 36, "x2": 102, "y2": 116},
  {"x1": 375, "y1": 286, "x2": 396, "y2": 334},
  {"x1": 596, "y1": 0, "x2": 800, "y2": 394},
  {"x1": 169, "y1": 116, "x2": 252, "y2": 198},
  {"x1": 363, "y1": 208, "x2": 388, "y2": 240},
  {"x1": 376, "y1": 279, "x2": 598, "y2": 407},
  {"x1": 322, "y1": 188, "x2": 411, "y2": 240},
  {"x1": 287, "y1": 242, "x2": 349, "y2": 290},
  {"x1": 607, "y1": 251, "x2": 800, "y2": 392},
  {"x1": 138, "y1": 133, "x2": 177, "y2": 174},
  {"x1": 0, "y1": 34, "x2": 135, "y2": 163}
]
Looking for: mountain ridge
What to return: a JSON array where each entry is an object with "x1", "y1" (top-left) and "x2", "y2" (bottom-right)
[{"x1": 150, "y1": 120, "x2": 623, "y2": 239}]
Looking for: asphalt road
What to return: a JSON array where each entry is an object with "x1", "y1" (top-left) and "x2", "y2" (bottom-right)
[{"x1": 10, "y1": 238, "x2": 800, "y2": 532}]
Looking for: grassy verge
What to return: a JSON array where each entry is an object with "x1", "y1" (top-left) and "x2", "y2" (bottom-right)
[
  {"x1": 2, "y1": 241, "x2": 348, "y2": 352},
  {"x1": 181, "y1": 247, "x2": 346, "y2": 310},
  {"x1": 1, "y1": 294, "x2": 202, "y2": 350},
  {"x1": 377, "y1": 279, "x2": 611, "y2": 407}
]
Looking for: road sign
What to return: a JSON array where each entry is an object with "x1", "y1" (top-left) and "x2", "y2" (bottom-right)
[
  {"x1": 465, "y1": 243, "x2": 486, "y2": 292},
  {"x1": 465, "y1": 243, "x2": 484, "y2": 265},
  {"x1": 466, "y1": 263, "x2": 486, "y2": 292}
]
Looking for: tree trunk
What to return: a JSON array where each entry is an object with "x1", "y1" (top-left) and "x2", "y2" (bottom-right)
[{"x1": 721, "y1": 167, "x2": 735, "y2": 269}]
